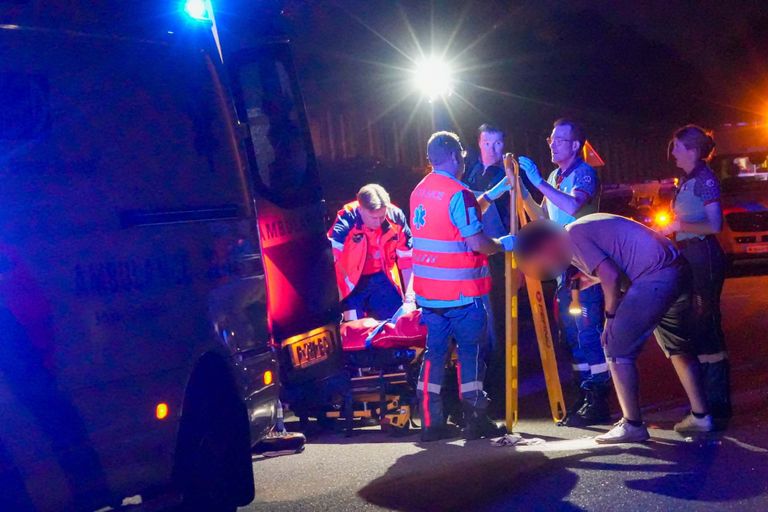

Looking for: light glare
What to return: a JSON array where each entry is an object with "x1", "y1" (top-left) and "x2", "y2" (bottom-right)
[
  {"x1": 184, "y1": 0, "x2": 210, "y2": 21},
  {"x1": 413, "y1": 57, "x2": 454, "y2": 101}
]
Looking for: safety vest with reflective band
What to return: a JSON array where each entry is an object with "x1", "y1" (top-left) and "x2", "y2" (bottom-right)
[
  {"x1": 410, "y1": 172, "x2": 491, "y2": 301},
  {"x1": 327, "y1": 201, "x2": 413, "y2": 300}
]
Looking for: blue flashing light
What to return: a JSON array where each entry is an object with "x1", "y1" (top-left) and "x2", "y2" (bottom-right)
[{"x1": 184, "y1": 0, "x2": 211, "y2": 21}]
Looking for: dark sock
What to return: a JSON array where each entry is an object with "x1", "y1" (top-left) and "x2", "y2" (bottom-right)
[
  {"x1": 624, "y1": 418, "x2": 643, "y2": 427},
  {"x1": 692, "y1": 411, "x2": 709, "y2": 419}
]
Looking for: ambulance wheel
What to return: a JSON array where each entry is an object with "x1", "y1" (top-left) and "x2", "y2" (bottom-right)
[{"x1": 174, "y1": 356, "x2": 254, "y2": 512}]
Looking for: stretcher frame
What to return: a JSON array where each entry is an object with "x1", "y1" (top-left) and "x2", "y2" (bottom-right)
[{"x1": 503, "y1": 155, "x2": 566, "y2": 430}]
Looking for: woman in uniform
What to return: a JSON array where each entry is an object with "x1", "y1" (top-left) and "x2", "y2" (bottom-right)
[{"x1": 660, "y1": 125, "x2": 731, "y2": 424}]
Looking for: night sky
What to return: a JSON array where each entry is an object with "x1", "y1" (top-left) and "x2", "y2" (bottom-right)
[{"x1": 283, "y1": 0, "x2": 768, "y2": 133}]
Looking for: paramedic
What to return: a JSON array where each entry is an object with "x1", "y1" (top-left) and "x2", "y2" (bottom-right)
[
  {"x1": 517, "y1": 118, "x2": 610, "y2": 426},
  {"x1": 411, "y1": 131, "x2": 514, "y2": 442},
  {"x1": 328, "y1": 184, "x2": 414, "y2": 321},
  {"x1": 659, "y1": 125, "x2": 731, "y2": 422}
]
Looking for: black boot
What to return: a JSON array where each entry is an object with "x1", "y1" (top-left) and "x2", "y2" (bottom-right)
[
  {"x1": 420, "y1": 424, "x2": 460, "y2": 443},
  {"x1": 461, "y1": 407, "x2": 507, "y2": 441},
  {"x1": 557, "y1": 387, "x2": 587, "y2": 427},
  {"x1": 560, "y1": 382, "x2": 611, "y2": 427},
  {"x1": 578, "y1": 382, "x2": 611, "y2": 424}
]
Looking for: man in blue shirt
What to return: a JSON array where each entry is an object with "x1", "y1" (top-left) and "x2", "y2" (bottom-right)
[{"x1": 518, "y1": 118, "x2": 610, "y2": 427}]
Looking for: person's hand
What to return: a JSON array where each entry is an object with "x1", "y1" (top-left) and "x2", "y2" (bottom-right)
[
  {"x1": 499, "y1": 234, "x2": 516, "y2": 252},
  {"x1": 518, "y1": 156, "x2": 544, "y2": 188},
  {"x1": 486, "y1": 176, "x2": 513, "y2": 201},
  {"x1": 400, "y1": 301, "x2": 417, "y2": 314}
]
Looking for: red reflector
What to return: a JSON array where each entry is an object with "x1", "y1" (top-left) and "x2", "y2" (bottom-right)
[
  {"x1": 155, "y1": 402, "x2": 169, "y2": 420},
  {"x1": 263, "y1": 370, "x2": 273, "y2": 386}
]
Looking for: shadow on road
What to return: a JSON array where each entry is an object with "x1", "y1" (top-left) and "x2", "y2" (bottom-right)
[{"x1": 357, "y1": 433, "x2": 768, "y2": 512}]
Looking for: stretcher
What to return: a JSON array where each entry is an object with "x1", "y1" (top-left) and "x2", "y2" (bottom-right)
[{"x1": 327, "y1": 310, "x2": 427, "y2": 435}]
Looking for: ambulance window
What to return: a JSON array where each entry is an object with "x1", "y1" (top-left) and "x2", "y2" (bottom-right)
[
  {"x1": 230, "y1": 45, "x2": 319, "y2": 206},
  {"x1": 0, "y1": 73, "x2": 50, "y2": 140}
]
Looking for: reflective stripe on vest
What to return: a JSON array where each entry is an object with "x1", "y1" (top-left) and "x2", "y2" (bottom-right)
[{"x1": 410, "y1": 173, "x2": 491, "y2": 301}]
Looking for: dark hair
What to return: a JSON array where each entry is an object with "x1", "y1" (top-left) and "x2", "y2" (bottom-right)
[
  {"x1": 477, "y1": 123, "x2": 505, "y2": 140},
  {"x1": 670, "y1": 124, "x2": 716, "y2": 162},
  {"x1": 553, "y1": 118, "x2": 586, "y2": 149},
  {"x1": 514, "y1": 220, "x2": 563, "y2": 261},
  {"x1": 427, "y1": 131, "x2": 465, "y2": 166}
]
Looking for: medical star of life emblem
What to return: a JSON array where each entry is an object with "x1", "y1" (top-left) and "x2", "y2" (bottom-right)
[{"x1": 413, "y1": 204, "x2": 427, "y2": 229}]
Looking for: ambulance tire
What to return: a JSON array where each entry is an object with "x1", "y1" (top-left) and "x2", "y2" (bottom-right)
[{"x1": 174, "y1": 356, "x2": 255, "y2": 512}]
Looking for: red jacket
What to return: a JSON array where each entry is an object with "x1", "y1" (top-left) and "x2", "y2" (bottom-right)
[
  {"x1": 328, "y1": 201, "x2": 413, "y2": 299},
  {"x1": 410, "y1": 173, "x2": 491, "y2": 301}
]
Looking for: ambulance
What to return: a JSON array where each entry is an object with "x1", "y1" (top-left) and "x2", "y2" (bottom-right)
[{"x1": 0, "y1": 1, "x2": 341, "y2": 510}]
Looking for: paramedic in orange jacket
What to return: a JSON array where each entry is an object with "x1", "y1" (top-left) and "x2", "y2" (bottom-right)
[
  {"x1": 328, "y1": 184, "x2": 415, "y2": 321},
  {"x1": 412, "y1": 132, "x2": 515, "y2": 442}
]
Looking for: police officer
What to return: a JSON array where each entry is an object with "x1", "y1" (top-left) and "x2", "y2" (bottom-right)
[
  {"x1": 411, "y1": 131, "x2": 514, "y2": 442},
  {"x1": 518, "y1": 118, "x2": 610, "y2": 426},
  {"x1": 328, "y1": 184, "x2": 414, "y2": 321},
  {"x1": 462, "y1": 124, "x2": 512, "y2": 412},
  {"x1": 660, "y1": 125, "x2": 731, "y2": 423}
]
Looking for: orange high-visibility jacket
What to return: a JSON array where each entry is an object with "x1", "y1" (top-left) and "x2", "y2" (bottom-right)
[
  {"x1": 327, "y1": 201, "x2": 413, "y2": 299},
  {"x1": 410, "y1": 173, "x2": 491, "y2": 301}
]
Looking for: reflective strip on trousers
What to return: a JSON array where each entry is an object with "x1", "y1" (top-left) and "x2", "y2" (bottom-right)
[
  {"x1": 572, "y1": 363, "x2": 590, "y2": 372},
  {"x1": 459, "y1": 380, "x2": 484, "y2": 393},
  {"x1": 417, "y1": 381, "x2": 442, "y2": 394},
  {"x1": 421, "y1": 360, "x2": 432, "y2": 428},
  {"x1": 698, "y1": 351, "x2": 728, "y2": 364},
  {"x1": 590, "y1": 363, "x2": 609, "y2": 375}
]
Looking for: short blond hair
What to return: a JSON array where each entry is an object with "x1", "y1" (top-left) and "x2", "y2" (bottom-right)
[{"x1": 357, "y1": 184, "x2": 390, "y2": 211}]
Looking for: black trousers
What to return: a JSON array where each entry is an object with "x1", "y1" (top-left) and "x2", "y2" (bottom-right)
[{"x1": 679, "y1": 235, "x2": 731, "y2": 417}]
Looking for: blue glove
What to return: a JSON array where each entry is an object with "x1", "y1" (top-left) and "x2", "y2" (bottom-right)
[
  {"x1": 486, "y1": 176, "x2": 512, "y2": 201},
  {"x1": 499, "y1": 235, "x2": 516, "y2": 252},
  {"x1": 518, "y1": 156, "x2": 544, "y2": 188}
]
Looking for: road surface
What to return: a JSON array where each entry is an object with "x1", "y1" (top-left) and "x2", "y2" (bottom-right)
[{"x1": 241, "y1": 266, "x2": 768, "y2": 512}]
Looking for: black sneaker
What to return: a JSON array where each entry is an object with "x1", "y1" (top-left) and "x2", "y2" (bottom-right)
[
  {"x1": 462, "y1": 415, "x2": 507, "y2": 441},
  {"x1": 420, "y1": 424, "x2": 460, "y2": 442},
  {"x1": 253, "y1": 431, "x2": 306, "y2": 457}
]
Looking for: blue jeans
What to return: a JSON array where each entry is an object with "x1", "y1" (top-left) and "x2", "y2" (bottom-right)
[
  {"x1": 556, "y1": 282, "x2": 609, "y2": 388},
  {"x1": 417, "y1": 298, "x2": 489, "y2": 428},
  {"x1": 341, "y1": 272, "x2": 402, "y2": 320}
]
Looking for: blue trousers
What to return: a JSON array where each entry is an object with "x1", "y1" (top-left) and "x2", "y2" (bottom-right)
[
  {"x1": 556, "y1": 282, "x2": 610, "y2": 388},
  {"x1": 417, "y1": 299, "x2": 489, "y2": 428},
  {"x1": 341, "y1": 272, "x2": 402, "y2": 320}
]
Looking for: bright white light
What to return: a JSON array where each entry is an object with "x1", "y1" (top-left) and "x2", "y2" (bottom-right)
[
  {"x1": 413, "y1": 56, "x2": 454, "y2": 101},
  {"x1": 184, "y1": 0, "x2": 211, "y2": 21}
]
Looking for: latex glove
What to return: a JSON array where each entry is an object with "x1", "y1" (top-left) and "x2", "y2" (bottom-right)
[
  {"x1": 401, "y1": 300, "x2": 417, "y2": 314},
  {"x1": 486, "y1": 176, "x2": 512, "y2": 201},
  {"x1": 499, "y1": 234, "x2": 516, "y2": 252},
  {"x1": 518, "y1": 156, "x2": 544, "y2": 188}
]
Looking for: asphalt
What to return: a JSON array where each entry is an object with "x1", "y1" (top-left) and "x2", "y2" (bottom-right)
[{"x1": 241, "y1": 264, "x2": 768, "y2": 512}]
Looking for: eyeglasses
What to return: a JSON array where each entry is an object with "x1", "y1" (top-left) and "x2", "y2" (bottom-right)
[{"x1": 547, "y1": 137, "x2": 574, "y2": 146}]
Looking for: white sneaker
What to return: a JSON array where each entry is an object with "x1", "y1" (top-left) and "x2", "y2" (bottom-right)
[
  {"x1": 674, "y1": 413, "x2": 714, "y2": 433},
  {"x1": 594, "y1": 418, "x2": 650, "y2": 444}
]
